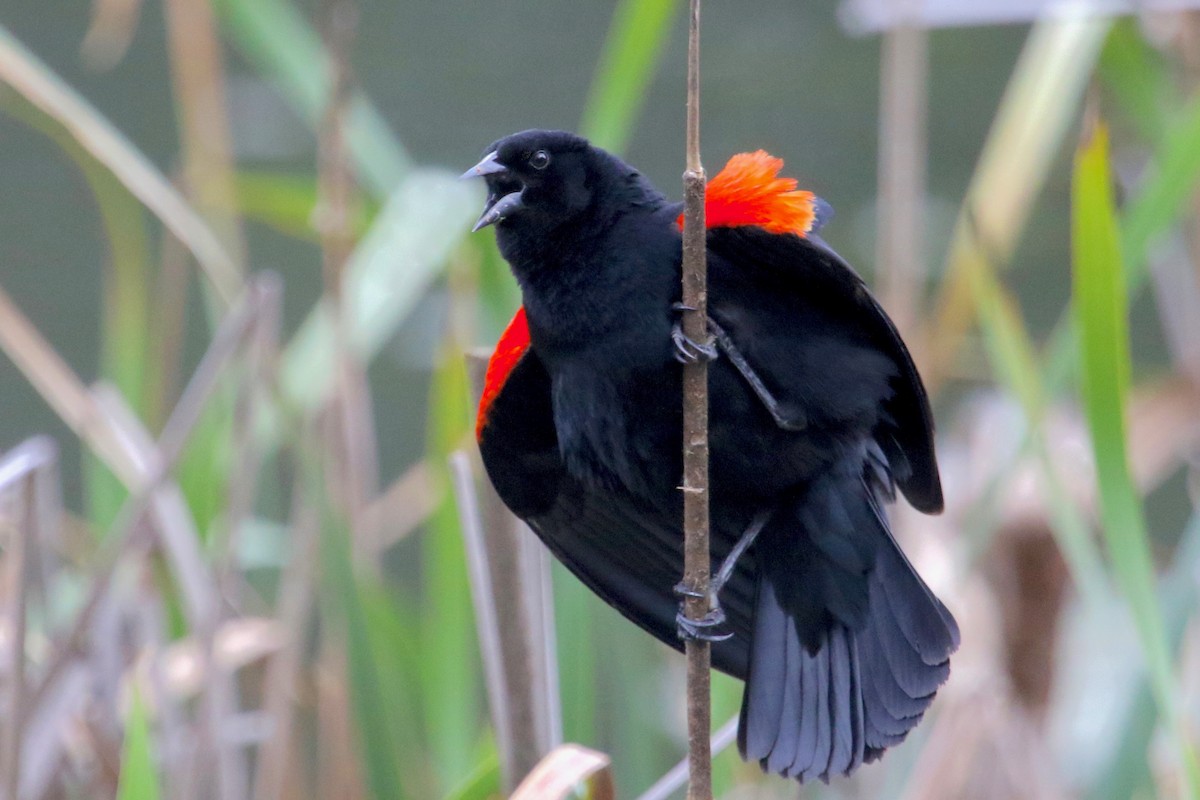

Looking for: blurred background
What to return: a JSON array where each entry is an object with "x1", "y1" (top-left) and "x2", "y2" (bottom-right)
[{"x1": 1, "y1": 0, "x2": 1199, "y2": 798}]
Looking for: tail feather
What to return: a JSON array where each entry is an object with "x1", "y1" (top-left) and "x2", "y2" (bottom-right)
[
  {"x1": 738, "y1": 575, "x2": 789, "y2": 760},
  {"x1": 771, "y1": 627, "x2": 806, "y2": 776},
  {"x1": 859, "y1": 662, "x2": 921, "y2": 738},
  {"x1": 872, "y1": 575, "x2": 950, "y2": 697},
  {"x1": 737, "y1": 461, "x2": 958, "y2": 783},
  {"x1": 859, "y1": 662, "x2": 912, "y2": 751},
  {"x1": 826, "y1": 628, "x2": 862, "y2": 775},
  {"x1": 866, "y1": 487, "x2": 961, "y2": 663},
  {"x1": 845, "y1": 633, "x2": 867, "y2": 773},
  {"x1": 744, "y1": 609, "x2": 866, "y2": 781},
  {"x1": 863, "y1": 609, "x2": 936, "y2": 719},
  {"x1": 800, "y1": 641, "x2": 833, "y2": 781}
]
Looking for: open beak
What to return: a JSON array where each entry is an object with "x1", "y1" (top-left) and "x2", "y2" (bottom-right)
[
  {"x1": 462, "y1": 151, "x2": 524, "y2": 232},
  {"x1": 460, "y1": 151, "x2": 507, "y2": 179}
]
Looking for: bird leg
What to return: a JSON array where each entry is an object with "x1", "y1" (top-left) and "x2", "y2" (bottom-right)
[
  {"x1": 673, "y1": 594, "x2": 730, "y2": 642},
  {"x1": 707, "y1": 318, "x2": 807, "y2": 431},
  {"x1": 671, "y1": 302, "x2": 718, "y2": 364},
  {"x1": 674, "y1": 510, "x2": 771, "y2": 642}
]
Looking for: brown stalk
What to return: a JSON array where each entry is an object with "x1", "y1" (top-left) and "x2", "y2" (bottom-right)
[
  {"x1": 876, "y1": 15, "x2": 928, "y2": 339},
  {"x1": 449, "y1": 450, "x2": 516, "y2": 786},
  {"x1": 357, "y1": 461, "x2": 442, "y2": 555},
  {"x1": 147, "y1": 232, "x2": 189, "y2": 430},
  {"x1": 24, "y1": 281, "x2": 267, "y2": 729},
  {"x1": 316, "y1": 642, "x2": 367, "y2": 799},
  {"x1": 137, "y1": 595, "x2": 185, "y2": 793},
  {"x1": 215, "y1": 276, "x2": 281, "y2": 596},
  {"x1": 19, "y1": 662, "x2": 88, "y2": 798},
  {"x1": 1177, "y1": 14, "x2": 1200, "y2": 306},
  {"x1": 2, "y1": 439, "x2": 63, "y2": 794},
  {"x1": 311, "y1": 7, "x2": 377, "y2": 791},
  {"x1": 252, "y1": 483, "x2": 318, "y2": 800},
  {"x1": 316, "y1": 0, "x2": 379, "y2": 560},
  {"x1": 460, "y1": 353, "x2": 561, "y2": 788},
  {"x1": 0, "y1": 284, "x2": 136, "y2": 479},
  {"x1": 1, "y1": 469, "x2": 33, "y2": 799},
  {"x1": 679, "y1": 1, "x2": 712, "y2": 798},
  {"x1": 0, "y1": 29, "x2": 241, "y2": 302},
  {"x1": 179, "y1": 283, "x2": 279, "y2": 800},
  {"x1": 80, "y1": 0, "x2": 144, "y2": 70},
  {"x1": 162, "y1": 0, "x2": 247, "y2": 273}
]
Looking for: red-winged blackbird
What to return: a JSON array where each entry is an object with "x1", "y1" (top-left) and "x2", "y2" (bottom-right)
[{"x1": 465, "y1": 130, "x2": 958, "y2": 783}]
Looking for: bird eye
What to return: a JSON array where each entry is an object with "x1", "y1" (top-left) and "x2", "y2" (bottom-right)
[{"x1": 529, "y1": 150, "x2": 551, "y2": 170}]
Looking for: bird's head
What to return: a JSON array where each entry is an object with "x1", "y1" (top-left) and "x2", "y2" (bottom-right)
[{"x1": 462, "y1": 129, "x2": 601, "y2": 238}]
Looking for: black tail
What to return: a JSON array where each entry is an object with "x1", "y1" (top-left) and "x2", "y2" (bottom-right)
[{"x1": 737, "y1": 459, "x2": 959, "y2": 781}]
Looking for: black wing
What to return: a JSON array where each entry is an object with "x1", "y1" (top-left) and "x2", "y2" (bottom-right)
[
  {"x1": 477, "y1": 347, "x2": 756, "y2": 678},
  {"x1": 706, "y1": 226, "x2": 942, "y2": 513}
]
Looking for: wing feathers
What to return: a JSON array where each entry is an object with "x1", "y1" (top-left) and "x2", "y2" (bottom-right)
[{"x1": 738, "y1": 458, "x2": 956, "y2": 782}]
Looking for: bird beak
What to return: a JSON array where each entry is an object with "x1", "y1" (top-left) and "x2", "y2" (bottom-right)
[
  {"x1": 460, "y1": 151, "x2": 508, "y2": 179},
  {"x1": 462, "y1": 151, "x2": 524, "y2": 232},
  {"x1": 471, "y1": 189, "x2": 524, "y2": 232}
]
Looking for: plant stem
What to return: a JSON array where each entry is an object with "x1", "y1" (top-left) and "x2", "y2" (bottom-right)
[{"x1": 680, "y1": 1, "x2": 712, "y2": 798}]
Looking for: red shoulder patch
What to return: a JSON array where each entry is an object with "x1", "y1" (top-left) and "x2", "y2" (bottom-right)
[
  {"x1": 677, "y1": 150, "x2": 817, "y2": 237},
  {"x1": 476, "y1": 306, "x2": 531, "y2": 440}
]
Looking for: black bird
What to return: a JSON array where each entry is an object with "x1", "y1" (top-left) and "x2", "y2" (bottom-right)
[{"x1": 465, "y1": 129, "x2": 958, "y2": 782}]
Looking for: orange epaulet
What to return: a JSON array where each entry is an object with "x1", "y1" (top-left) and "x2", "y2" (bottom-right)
[
  {"x1": 476, "y1": 306, "x2": 531, "y2": 440},
  {"x1": 677, "y1": 150, "x2": 817, "y2": 237}
]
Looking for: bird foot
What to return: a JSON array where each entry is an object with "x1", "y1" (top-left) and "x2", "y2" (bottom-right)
[
  {"x1": 673, "y1": 582, "x2": 732, "y2": 642},
  {"x1": 676, "y1": 605, "x2": 733, "y2": 642},
  {"x1": 670, "y1": 304, "x2": 717, "y2": 364}
]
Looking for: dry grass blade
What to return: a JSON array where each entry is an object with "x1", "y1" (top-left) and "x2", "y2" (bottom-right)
[
  {"x1": 449, "y1": 450, "x2": 516, "y2": 788},
  {"x1": 133, "y1": 592, "x2": 186, "y2": 793},
  {"x1": 315, "y1": 644, "x2": 368, "y2": 798},
  {"x1": 88, "y1": 277, "x2": 276, "y2": 629},
  {"x1": 0, "y1": 23, "x2": 241, "y2": 302},
  {"x1": 80, "y1": 0, "x2": 143, "y2": 69},
  {"x1": 314, "y1": 0, "x2": 381, "y2": 563},
  {"x1": 358, "y1": 460, "x2": 441, "y2": 556},
  {"x1": 0, "y1": 284, "x2": 136, "y2": 481},
  {"x1": 0, "y1": 439, "x2": 65, "y2": 798},
  {"x1": 962, "y1": 378, "x2": 1200, "y2": 542},
  {"x1": 461, "y1": 448, "x2": 560, "y2": 782},
  {"x1": 1124, "y1": 378, "x2": 1200, "y2": 491},
  {"x1": 2, "y1": 455, "x2": 32, "y2": 797},
  {"x1": 0, "y1": 268, "x2": 254, "y2": 609},
  {"x1": 137, "y1": 280, "x2": 278, "y2": 800},
  {"x1": 510, "y1": 744, "x2": 614, "y2": 800},
  {"x1": 214, "y1": 276, "x2": 281, "y2": 595},
  {"x1": 16, "y1": 662, "x2": 89, "y2": 799},
  {"x1": 134, "y1": 617, "x2": 283, "y2": 702},
  {"x1": 1147, "y1": 238, "x2": 1200, "y2": 382},
  {"x1": 462, "y1": 352, "x2": 562, "y2": 780},
  {"x1": 160, "y1": 277, "x2": 277, "y2": 468},
  {"x1": 518, "y1": 523, "x2": 562, "y2": 749},
  {"x1": 163, "y1": 0, "x2": 247, "y2": 271},
  {"x1": 92, "y1": 385, "x2": 216, "y2": 625},
  {"x1": 252, "y1": 492, "x2": 317, "y2": 800},
  {"x1": 876, "y1": 19, "x2": 928, "y2": 337},
  {"x1": 24, "y1": 280, "x2": 271, "y2": 728},
  {"x1": 0, "y1": 437, "x2": 58, "y2": 527},
  {"x1": 842, "y1": 0, "x2": 1145, "y2": 32},
  {"x1": 25, "y1": 514, "x2": 141, "y2": 722},
  {"x1": 924, "y1": 12, "x2": 1109, "y2": 386}
]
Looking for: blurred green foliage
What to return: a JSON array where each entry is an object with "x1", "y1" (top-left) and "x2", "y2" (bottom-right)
[{"x1": 0, "y1": 3, "x2": 1198, "y2": 799}]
